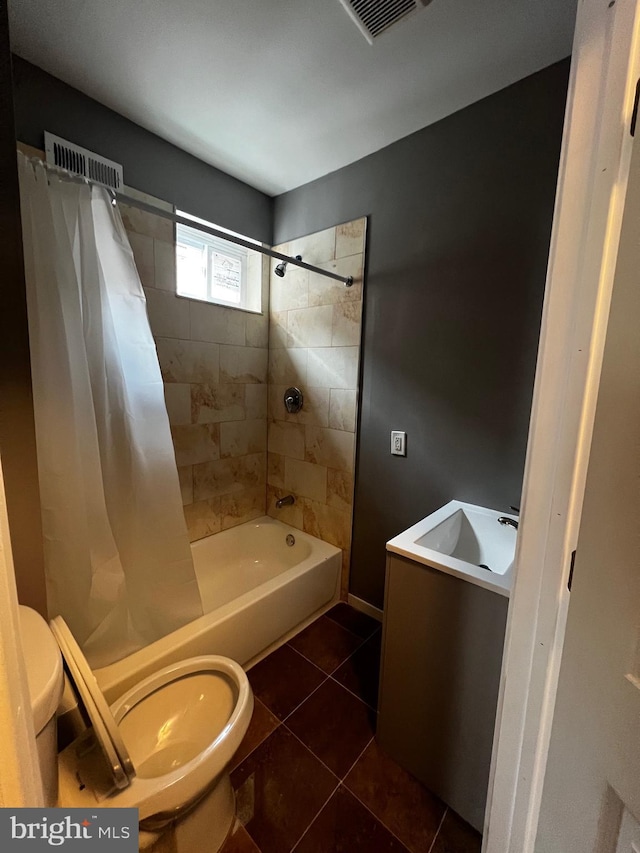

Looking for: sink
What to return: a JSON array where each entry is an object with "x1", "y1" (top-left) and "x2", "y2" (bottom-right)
[{"x1": 386, "y1": 500, "x2": 518, "y2": 596}]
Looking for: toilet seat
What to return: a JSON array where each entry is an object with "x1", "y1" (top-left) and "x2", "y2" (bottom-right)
[
  {"x1": 51, "y1": 616, "x2": 134, "y2": 790},
  {"x1": 51, "y1": 616, "x2": 253, "y2": 823}
]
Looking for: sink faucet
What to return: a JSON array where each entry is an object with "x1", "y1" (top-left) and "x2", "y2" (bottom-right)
[
  {"x1": 276, "y1": 494, "x2": 295, "y2": 509},
  {"x1": 498, "y1": 516, "x2": 518, "y2": 530}
]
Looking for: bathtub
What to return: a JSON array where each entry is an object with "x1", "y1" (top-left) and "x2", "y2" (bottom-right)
[{"x1": 95, "y1": 516, "x2": 341, "y2": 702}]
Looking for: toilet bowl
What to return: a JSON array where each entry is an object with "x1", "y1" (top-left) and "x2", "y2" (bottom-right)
[{"x1": 19, "y1": 606, "x2": 253, "y2": 852}]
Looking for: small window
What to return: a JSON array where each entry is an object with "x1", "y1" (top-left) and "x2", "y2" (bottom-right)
[{"x1": 176, "y1": 212, "x2": 262, "y2": 312}]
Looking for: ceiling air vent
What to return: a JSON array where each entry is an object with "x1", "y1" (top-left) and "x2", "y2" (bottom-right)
[
  {"x1": 338, "y1": 0, "x2": 432, "y2": 43},
  {"x1": 44, "y1": 131, "x2": 123, "y2": 192}
]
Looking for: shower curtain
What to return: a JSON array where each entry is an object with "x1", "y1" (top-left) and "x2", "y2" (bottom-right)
[{"x1": 18, "y1": 154, "x2": 202, "y2": 668}]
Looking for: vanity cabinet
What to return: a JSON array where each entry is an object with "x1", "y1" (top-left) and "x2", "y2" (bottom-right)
[{"x1": 377, "y1": 552, "x2": 508, "y2": 833}]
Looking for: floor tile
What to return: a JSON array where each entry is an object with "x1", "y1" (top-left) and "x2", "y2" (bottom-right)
[
  {"x1": 288, "y1": 614, "x2": 364, "y2": 674},
  {"x1": 294, "y1": 785, "x2": 410, "y2": 853},
  {"x1": 231, "y1": 725, "x2": 338, "y2": 853},
  {"x1": 344, "y1": 739, "x2": 446, "y2": 853},
  {"x1": 248, "y1": 644, "x2": 326, "y2": 720},
  {"x1": 286, "y1": 678, "x2": 376, "y2": 777},
  {"x1": 332, "y1": 630, "x2": 382, "y2": 710},
  {"x1": 325, "y1": 602, "x2": 381, "y2": 639},
  {"x1": 231, "y1": 697, "x2": 280, "y2": 771},
  {"x1": 430, "y1": 809, "x2": 482, "y2": 853},
  {"x1": 221, "y1": 820, "x2": 262, "y2": 853}
]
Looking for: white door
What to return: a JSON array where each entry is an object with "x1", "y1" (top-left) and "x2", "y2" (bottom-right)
[{"x1": 534, "y1": 131, "x2": 640, "y2": 852}]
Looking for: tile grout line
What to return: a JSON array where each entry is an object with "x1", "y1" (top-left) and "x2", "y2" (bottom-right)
[
  {"x1": 289, "y1": 780, "x2": 341, "y2": 853},
  {"x1": 228, "y1": 714, "x2": 283, "y2": 775},
  {"x1": 280, "y1": 672, "x2": 331, "y2": 724},
  {"x1": 427, "y1": 807, "x2": 448, "y2": 853},
  {"x1": 340, "y1": 733, "x2": 375, "y2": 782},
  {"x1": 283, "y1": 723, "x2": 343, "y2": 783},
  {"x1": 327, "y1": 671, "x2": 377, "y2": 712},
  {"x1": 339, "y1": 734, "x2": 418, "y2": 852},
  {"x1": 342, "y1": 775, "x2": 414, "y2": 852}
]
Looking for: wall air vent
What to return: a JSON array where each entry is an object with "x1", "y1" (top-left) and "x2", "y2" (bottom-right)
[
  {"x1": 338, "y1": 0, "x2": 433, "y2": 43},
  {"x1": 44, "y1": 132, "x2": 123, "y2": 192}
]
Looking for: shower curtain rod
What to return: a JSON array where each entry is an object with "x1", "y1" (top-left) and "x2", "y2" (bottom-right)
[
  {"x1": 113, "y1": 191, "x2": 355, "y2": 287},
  {"x1": 26, "y1": 152, "x2": 354, "y2": 285}
]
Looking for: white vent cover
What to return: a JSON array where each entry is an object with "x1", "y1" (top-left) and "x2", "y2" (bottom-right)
[
  {"x1": 44, "y1": 132, "x2": 123, "y2": 191},
  {"x1": 338, "y1": 0, "x2": 433, "y2": 43}
]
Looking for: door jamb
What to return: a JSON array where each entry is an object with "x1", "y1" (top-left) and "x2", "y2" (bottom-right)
[{"x1": 484, "y1": 1, "x2": 640, "y2": 851}]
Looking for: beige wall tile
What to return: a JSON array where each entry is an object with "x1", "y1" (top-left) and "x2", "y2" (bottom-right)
[
  {"x1": 307, "y1": 347, "x2": 359, "y2": 390},
  {"x1": 184, "y1": 497, "x2": 221, "y2": 542},
  {"x1": 335, "y1": 219, "x2": 366, "y2": 259},
  {"x1": 144, "y1": 287, "x2": 190, "y2": 339},
  {"x1": 171, "y1": 423, "x2": 220, "y2": 466},
  {"x1": 120, "y1": 205, "x2": 173, "y2": 242},
  {"x1": 268, "y1": 385, "x2": 287, "y2": 421},
  {"x1": 267, "y1": 453, "x2": 285, "y2": 488},
  {"x1": 329, "y1": 389, "x2": 357, "y2": 432},
  {"x1": 305, "y1": 426, "x2": 355, "y2": 472},
  {"x1": 289, "y1": 227, "x2": 336, "y2": 264},
  {"x1": 164, "y1": 383, "x2": 191, "y2": 425},
  {"x1": 156, "y1": 338, "x2": 219, "y2": 384},
  {"x1": 154, "y1": 239, "x2": 176, "y2": 292},
  {"x1": 190, "y1": 302, "x2": 246, "y2": 345},
  {"x1": 302, "y1": 498, "x2": 350, "y2": 550},
  {"x1": 193, "y1": 453, "x2": 266, "y2": 501},
  {"x1": 128, "y1": 231, "x2": 154, "y2": 289},
  {"x1": 284, "y1": 458, "x2": 327, "y2": 503},
  {"x1": 191, "y1": 383, "x2": 245, "y2": 424},
  {"x1": 220, "y1": 419, "x2": 267, "y2": 458},
  {"x1": 270, "y1": 267, "x2": 309, "y2": 312},
  {"x1": 245, "y1": 384, "x2": 268, "y2": 421},
  {"x1": 268, "y1": 421, "x2": 305, "y2": 460},
  {"x1": 331, "y1": 300, "x2": 363, "y2": 347},
  {"x1": 287, "y1": 305, "x2": 333, "y2": 348},
  {"x1": 266, "y1": 485, "x2": 303, "y2": 529},
  {"x1": 327, "y1": 468, "x2": 354, "y2": 512},
  {"x1": 220, "y1": 486, "x2": 265, "y2": 530},
  {"x1": 269, "y1": 311, "x2": 288, "y2": 349},
  {"x1": 177, "y1": 465, "x2": 193, "y2": 506},
  {"x1": 268, "y1": 348, "x2": 308, "y2": 386},
  {"x1": 220, "y1": 345, "x2": 268, "y2": 384},
  {"x1": 245, "y1": 312, "x2": 269, "y2": 348},
  {"x1": 309, "y1": 254, "x2": 363, "y2": 307}
]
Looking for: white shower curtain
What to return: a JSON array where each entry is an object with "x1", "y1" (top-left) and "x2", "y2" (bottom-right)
[{"x1": 18, "y1": 154, "x2": 202, "y2": 668}]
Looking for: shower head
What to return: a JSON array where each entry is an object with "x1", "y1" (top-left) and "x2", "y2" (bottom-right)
[{"x1": 274, "y1": 255, "x2": 302, "y2": 277}]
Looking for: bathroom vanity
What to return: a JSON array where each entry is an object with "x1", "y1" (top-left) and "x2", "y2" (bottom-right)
[{"x1": 377, "y1": 501, "x2": 516, "y2": 833}]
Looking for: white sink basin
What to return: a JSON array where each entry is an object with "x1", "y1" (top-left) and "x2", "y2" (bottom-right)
[{"x1": 386, "y1": 500, "x2": 518, "y2": 596}]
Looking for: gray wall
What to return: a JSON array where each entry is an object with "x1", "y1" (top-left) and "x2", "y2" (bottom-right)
[
  {"x1": 1, "y1": 16, "x2": 47, "y2": 614},
  {"x1": 274, "y1": 60, "x2": 569, "y2": 608},
  {"x1": 11, "y1": 56, "x2": 272, "y2": 243}
]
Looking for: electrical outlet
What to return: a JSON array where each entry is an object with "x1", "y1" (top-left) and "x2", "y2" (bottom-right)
[{"x1": 391, "y1": 430, "x2": 406, "y2": 456}]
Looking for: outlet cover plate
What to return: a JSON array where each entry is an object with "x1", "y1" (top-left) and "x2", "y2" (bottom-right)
[{"x1": 391, "y1": 430, "x2": 407, "y2": 456}]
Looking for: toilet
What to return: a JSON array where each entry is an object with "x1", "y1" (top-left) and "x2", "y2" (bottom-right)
[{"x1": 18, "y1": 605, "x2": 253, "y2": 852}]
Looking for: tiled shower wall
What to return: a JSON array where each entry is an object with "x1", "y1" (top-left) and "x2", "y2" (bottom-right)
[
  {"x1": 119, "y1": 192, "x2": 269, "y2": 542},
  {"x1": 19, "y1": 144, "x2": 365, "y2": 593},
  {"x1": 267, "y1": 219, "x2": 366, "y2": 596}
]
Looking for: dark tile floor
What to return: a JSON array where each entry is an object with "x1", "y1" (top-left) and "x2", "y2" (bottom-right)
[{"x1": 222, "y1": 603, "x2": 482, "y2": 853}]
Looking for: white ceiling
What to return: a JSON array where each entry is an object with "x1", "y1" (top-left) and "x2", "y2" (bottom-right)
[{"x1": 8, "y1": 0, "x2": 577, "y2": 196}]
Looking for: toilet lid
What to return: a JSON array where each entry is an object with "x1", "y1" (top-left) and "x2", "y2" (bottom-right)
[{"x1": 50, "y1": 616, "x2": 135, "y2": 791}]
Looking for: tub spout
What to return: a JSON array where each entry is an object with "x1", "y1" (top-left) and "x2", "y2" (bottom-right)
[
  {"x1": 498, "y1": 516, "x2": 518, "y2": 530},
  {"x1": 276, "y1": 494, "x2": 295, "y2": 509}
]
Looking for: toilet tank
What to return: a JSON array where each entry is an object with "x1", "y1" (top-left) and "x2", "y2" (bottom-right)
[{"x1": 18, "y1": 605, "x2": 64, "y2": 806}]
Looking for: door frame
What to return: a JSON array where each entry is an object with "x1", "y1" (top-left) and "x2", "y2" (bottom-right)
[{"x1": 485, "y1": 1, "x2": 640, "y2": 851}]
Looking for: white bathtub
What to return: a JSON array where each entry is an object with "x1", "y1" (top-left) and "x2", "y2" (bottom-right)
[{"x1": 95, "y1": 516, "x2": 341, "y2": 702}]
